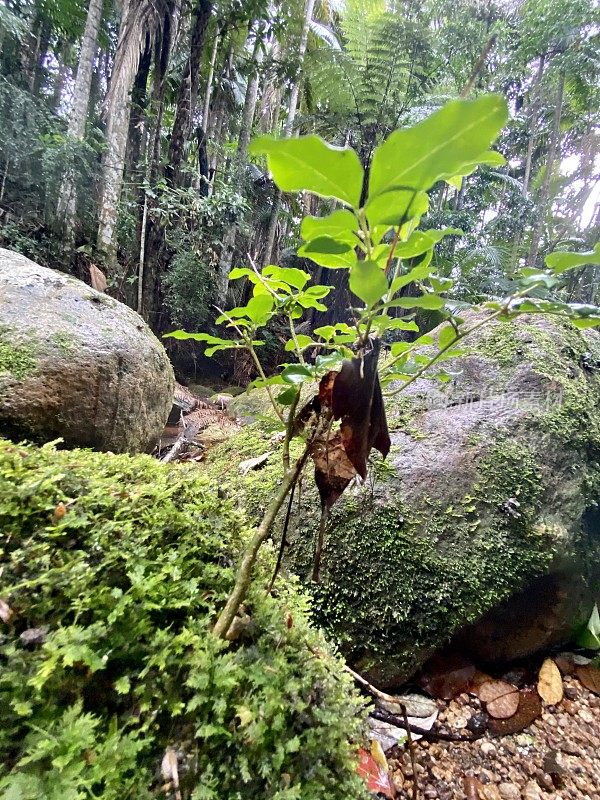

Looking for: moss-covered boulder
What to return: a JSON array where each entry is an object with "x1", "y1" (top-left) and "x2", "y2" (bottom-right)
[
  {"x1": 203, "y1": 313, "x2": 600, "y2": 686},
  {"x1": 0, "y1": 439, "x2": 367, "y2": 799},
  {"x1": 0, "y1": 249, "x2": 174, "y2": 453}
]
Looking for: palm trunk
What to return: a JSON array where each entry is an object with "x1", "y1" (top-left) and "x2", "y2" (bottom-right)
[
  {"x1": 262, "y1": 0, "x2": 316, "y2": 267},
  {"x1": 526, "y1": 71, "x2": 565, "y2": 268}
]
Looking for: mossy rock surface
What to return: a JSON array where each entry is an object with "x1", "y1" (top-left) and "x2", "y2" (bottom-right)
[
  {"x1": 0, "y1": 249, "x2": 174, "y2": 453},
  {"x1": 0, "y1": 439, "x2": 367, "y2": 799},
  {"x1": 203, "y1": 313, "x2": 600, "y2": 686}
]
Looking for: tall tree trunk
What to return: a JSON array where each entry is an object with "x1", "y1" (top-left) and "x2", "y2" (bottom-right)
[
  {"x1": 526, "y1": 71, "x2": 565, "y2": 268},
  {"x1": 522, "y1": 55, "x2": 545, "y2": 197},
  {"x1": 262, "y1": 0, "x2": 316, "y2": 267},
  {"x1": 167, "y1": 0, "x2": 213, "y2": 186},
  {"x1": 202, "y1": 29, "x2": 220, "y2": 131},
  {"x1": 215, "y1": 31, "x2": 263, "y2": 305},
  {"x1": 97, "y1": 0, "x2": 170, "y2": 264},
  {"x1": 57, "y1": 0, "x2": 104, "y2": 240}
]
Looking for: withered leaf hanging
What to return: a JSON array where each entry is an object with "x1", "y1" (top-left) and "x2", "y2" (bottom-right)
[{"x1": 331, "y1": 339, "x2": 391, "y2": 479}]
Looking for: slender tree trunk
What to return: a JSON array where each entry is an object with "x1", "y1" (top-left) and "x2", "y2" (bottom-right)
[
  {"x1": 215, "y1": 32, "x2": 263, "y2": 304},
  {"x1": 527, "y1": 71, "x2": 565, "y2": 268},
  {"x1": 167, "y1": 0, "x2": 213, "y2": 186},
  {"x1": 262, "y1": 0, "x2": 316, "y2": 267},
  {"x1": 57, "y1": 0, "x2": 104, "y2": 240},
  {"x1": 202, "y1": 30, "x2": 220, "y2": 131},
  {"x1": 522, "y1": 55, "x2": 545, "y2": 197}
]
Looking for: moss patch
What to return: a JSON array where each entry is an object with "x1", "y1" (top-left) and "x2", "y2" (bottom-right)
[
  {"x1": 0, "y1": 329, "x2": 38, "y2": 379},
  {"x1": 0, "y1": 439, "x2": 367, "y2": 800}
]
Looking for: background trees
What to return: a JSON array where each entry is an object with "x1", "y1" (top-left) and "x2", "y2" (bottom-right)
[{"x1": 0, "y1": 0, "x2": 598, "y2": 361}]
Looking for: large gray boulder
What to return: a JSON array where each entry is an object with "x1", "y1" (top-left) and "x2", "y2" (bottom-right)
[
  {"x1": 202, "y1": 312, "x2": 600, "y2": 686},
  {"x1": 0, "y1": 249, "x2": 174, "y2": 453}
]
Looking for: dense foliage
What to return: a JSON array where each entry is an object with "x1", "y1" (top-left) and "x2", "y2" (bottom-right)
[
  {"x1": 0, "y1": 0, "x2": 599, "y2": 353},
  {"x1": 0, "y1": 439, "x2": 367, "y2": 800}
]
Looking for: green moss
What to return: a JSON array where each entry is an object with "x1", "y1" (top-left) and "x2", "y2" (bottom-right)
[
  {"x1": 0, "y1": 340, "x2": 37, "y2": 379},
  {"x1": 50, "y1": 330, "x2": 76, "y2": 354},
  {"x1": 287, "y1": 438, "x2": 555, "y2": 679},
  {"x1": 0, "y1": 439, "x2": 367, "y2": 800}
]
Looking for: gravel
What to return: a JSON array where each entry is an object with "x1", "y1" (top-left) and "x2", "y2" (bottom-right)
[{"x1": 388, "y1": 676, "x2": 600, "y2": 799}]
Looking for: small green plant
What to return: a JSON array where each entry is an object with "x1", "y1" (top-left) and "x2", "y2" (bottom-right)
[{"x1": 167, "y1": 94, "x2": 600, "y2": 639}]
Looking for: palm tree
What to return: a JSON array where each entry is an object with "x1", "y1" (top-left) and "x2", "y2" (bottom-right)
[{"x1": 96, "y1": 0, "x2": 175, "y2": 264}]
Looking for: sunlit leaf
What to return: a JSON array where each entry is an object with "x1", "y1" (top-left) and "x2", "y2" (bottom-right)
[
  {"x1": 369, "y1": 95, "x2": 508, "y2": 197},
  {"x1": 545, "y1": 243, "x2": 600, "y2": 273},
  {"x1": 263, "y1": 265, "x2": 310, "y2": 290},
  {"x1": 297, "y1": 236, "x2": 356, "y2": 268},
  {"x1": 300, "y1": 209, "x2": 359, "y2": 245},
  {"x1": 349, "y1": 260, "x2": 388, "y2": 308},
  {"x1": 364, "y1": 189, "x2": 429, "y2": 227},
  {"x1": 249, "y1": 134, "x2": 364, "y2": 207}
]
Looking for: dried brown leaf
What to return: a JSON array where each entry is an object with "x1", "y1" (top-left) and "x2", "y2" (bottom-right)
[
  {"x1": 537, "y1": 658, "x2": 563, "y2": 705},
  {"x1": 477, "y1": 680, "x2": 517, "y2": 704},
  {"x1": 312, "y1": 431, "x2": 357, "y2": 510},
  {"x1": 486, "y1": 691, "x2": 520, "y2": 719},
  {"x1": 576, "y1": 663, "x2": 600, "y2": 695},
  {"x1": 469, "y1": 669, "x2": 494, "y2": 695},
  {"x1": 488, "y1": 689, "x2": 542, "y2": 735},
  {"x1": 89, "y1": 264, "x2": 107, "y2": 292},
  {"x1": 331, "y1": 341, "x2": 390, "y2": 479}
]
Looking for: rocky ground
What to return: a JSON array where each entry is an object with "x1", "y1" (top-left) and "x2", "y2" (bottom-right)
[{"x1": 389, "y1": 673, "x2": 599, "y2": 800}]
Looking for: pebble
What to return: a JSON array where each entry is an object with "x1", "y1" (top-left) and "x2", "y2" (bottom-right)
[
  {"x1": 480, "y1": 741, "x2": 497, "y2": 757},
  {"x1": 523, "y1": 779, "x2": 543, "y2": 800},
  {"x1": 498, "y1": 783, "x2": 521, "y2": 800}
]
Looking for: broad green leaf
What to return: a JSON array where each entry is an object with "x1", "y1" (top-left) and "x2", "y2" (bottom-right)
[
  {"x1": 297, "y1": 236, "x2": 355, "y2": 268},
  {"x1": 349, "y1": 260, "x2": 388, "y2": 308},
  {"x1": 277, "y1": 386, "x2": 300, "y2": 406},
  {"x1": 389, "y1": 257, "x2": 433, "y2": 294},
  {"x1": 364, "y1": 189, "x2": 429, "y2": 227},
  {"x1": 281, "y1": 364, "x2": 315, "y2": 384},
  {"x1": 438, "y1": 324, "x2": 459, "y2": 349},
  {"x1": 164, "y1": 331, "x2": 232, "y2": 345},
  {"x1": 369, "y1": 95, "x2": 508, "y2": 197},
  {"x1": 249, "y1": 134, "x2": 364, "y2": 207},
  {"x1": 229, "y1": 267, "x2": 256, "y2": 281},
  {"x1": 394, "y1": 228, "x2": 462, "y2": 258},
  {"x1": 226, "y1": 294, "x2": 274, "y2": 325},
  {"x1": 302, "y1": 285, "x2": 331, "y2": 299},
  {"x1": 545, "y1": 243, "x2": 600, "y2": 273},
  {"x1": 571, "y1": 318, "x2": 600, "y2": 329},
  {"x1": 300, "y1": 209, "x2": 359, "y2": 245},
  {"x1": 263, "y1": 265, "x2": 310, "y2": 290},
  {"x1": 445, "y1": 150, "x2": 506, "y2": 188},
  {"x1": 284, "y1": 334, "x2": 314, "y2": 351},
  {"x1": 369, "y1": 315, "x2": 419, "y2": 334},
  {"x1": 388, "y1": 294, "x2": 446, "y2": 310}
]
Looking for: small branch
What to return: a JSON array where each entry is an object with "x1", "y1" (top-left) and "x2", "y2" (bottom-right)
[
  {"x1": 160, "y1": 420, "x2": 201, "y2": 463},
  {"x1": 282, "y1": 389, "x2": 301, "y2": 471},
  {"x1": 212, "y1": 441, "x2": 313, "y2": 639},
  {"x1": 311, "y1": 505, "x2": 329, "y2": 582},
  {"x1": 460, "y1": 35, "x2": 497, "y2": 98}
]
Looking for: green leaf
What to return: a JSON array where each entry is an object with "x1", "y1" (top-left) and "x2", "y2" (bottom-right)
[
  {"x1": 263, "y1": 265, "x2": 310, "y2": 290},
  {"x1": 281, "y1": 364, "x2": 315, "y2": 385},
  {"x1": 245, "y1": 294, "x2": 274, "y2": 325},
  {"x1": 164, "y1": 331, "x2": 234, "y2": 345},
  {"x1": 390, "y1": 257, "x2": 433, "y2": 294},
  {"x1": 445, "y1": 150, "x2": 506, "y2": 187},
  {"x1": 300, "y1": 209, "x2": 359, "y2": 245},
  {"x1": 277, "y1": 387, "x2": 300, "y2": 406},
  {"x1": 438, "y1": 324, "x2": 459, "y2": 349},
  {"x1": 349, "y1": 260, "x2": 389, "y2": 308},
  {"x1": 297, "y1": 236, "x2": 355, "y2": 268},
  {"x1": 228, "y1": 267, "x2": 256, "y2": 281},
  {"x1": 249, "y1": 134, "x2": 364, "y2": 207},
  {"x1": 369, "y1": 95, "x2": 508, "y2": 197},
  {"x1": 545, "y1": 243, "x2": 600, "y2": 274},
  {"x1": 388, "y1": 294, "x2": 446, "y2": 310},
  {"x1": 364, "y1": 189, "x2": 429, "y2": 227},
  {"x1": 284, "y1": 334, "x2": 314, "y2": 351},
  {"x1": 394, "y1": 228, "x2": 462, "y2": 258}
]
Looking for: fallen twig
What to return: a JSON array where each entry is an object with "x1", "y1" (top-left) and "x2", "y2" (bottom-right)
[{"x1": 161, "y1": 420, "x2": 201, "y2": 463}]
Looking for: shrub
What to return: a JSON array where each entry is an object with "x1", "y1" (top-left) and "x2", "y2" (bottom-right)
[{"x1": 0, "y1": 439, "x2": 368, "y2": 800}]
